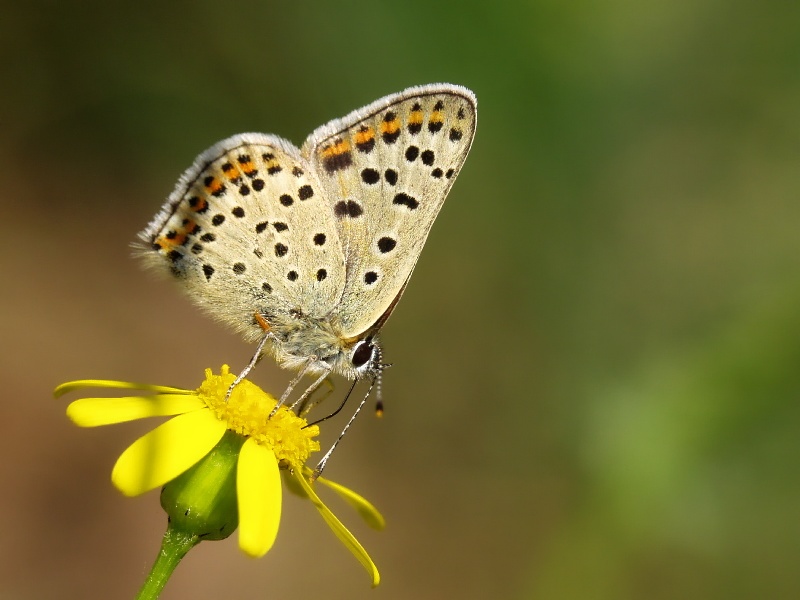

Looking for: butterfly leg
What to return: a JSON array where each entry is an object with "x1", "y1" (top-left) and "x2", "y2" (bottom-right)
[
  {"x1": 288, "y1": 370, "x2": 331, "y2": 412},
  {"x1": 296, "y1": 377, "x2": 335, "y2": 417},
  {"x1": 269, "y1": 357, "x2": 329, "y2": 417},
  {"x1": 225, "y1": 330, "x2": 272, "y2": 401}
]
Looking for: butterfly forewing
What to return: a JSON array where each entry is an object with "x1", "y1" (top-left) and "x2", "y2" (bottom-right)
[
  {"x1": 302, "y1": 84, "x2": 477, "y2": 338},
  {"x1": 139, "y1": 133, "x2": 346, "y2": 341}
]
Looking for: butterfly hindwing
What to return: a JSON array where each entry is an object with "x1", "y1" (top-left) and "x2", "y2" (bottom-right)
[
  {"x1": 302, "y1": 84, "x2": 477, "y2": 338},
  {"x1": 138, "y1": 133, "x2": 346, "y2": 341}
]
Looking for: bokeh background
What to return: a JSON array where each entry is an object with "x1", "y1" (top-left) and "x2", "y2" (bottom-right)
[{"x1": 3, "y1": 1, "x2": 799, "y2": 598}]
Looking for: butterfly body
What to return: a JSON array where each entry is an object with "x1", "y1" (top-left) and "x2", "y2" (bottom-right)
[
  {"x1": 263, "y1": 310, "x2": 371, "y2": 379},
  {"x1": 139, "y1": 84, "x2": 476, "y2": 387}
]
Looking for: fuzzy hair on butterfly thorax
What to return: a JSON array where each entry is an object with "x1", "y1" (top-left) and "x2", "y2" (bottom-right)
[{"x1": 138, "y1": 84, "x2": 476, "y2": 382}]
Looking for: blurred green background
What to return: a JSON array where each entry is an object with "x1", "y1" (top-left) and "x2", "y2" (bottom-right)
[{"x1": 2, "y1": 0, "x2": 799, "y2": 598}]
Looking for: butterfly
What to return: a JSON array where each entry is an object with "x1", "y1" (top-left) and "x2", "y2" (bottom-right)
[{"x1": 138, "y1": 84, "x2": 477, "y2": 470}]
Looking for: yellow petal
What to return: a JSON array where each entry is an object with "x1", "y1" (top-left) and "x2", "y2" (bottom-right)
[
  {"x1": 67, "y1": 394, "x2": 205, "y2": 427},
  {"x1": 237, "y1": 439, "x2": 281, "y2": 557},
  {"x1": 54, "y1": 380, "x2": 188, "y2": 398},
  {"x1": 294, "y1": 471, "x2": 380, "y2": 587},
  {"x1": 315, "y1": 473, "x2": 386, "y2": 531},
  {"x1": 112, "y1": 409, "x2": 225, "y2": 496}
]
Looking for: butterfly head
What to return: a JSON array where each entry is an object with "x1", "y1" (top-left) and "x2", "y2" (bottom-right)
[
  {"x1": 346, "y1": 336, "x2": 384, "y2": 379},
  {"x1": 346, "y1": 336, "x2": 391, "y2": 416}
]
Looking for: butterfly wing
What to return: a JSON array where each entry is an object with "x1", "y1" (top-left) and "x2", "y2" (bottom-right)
[
  {"x1": 301, "y1": 84, "x2": 477, "y2": 339},
  {"x1": 138, "y1": 133, "x2": 346, "y2": 342}
]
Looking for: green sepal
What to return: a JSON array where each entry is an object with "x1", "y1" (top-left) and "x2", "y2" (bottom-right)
[{"x1": 160, "y1": 430, "x2": 245, "y2": 541}]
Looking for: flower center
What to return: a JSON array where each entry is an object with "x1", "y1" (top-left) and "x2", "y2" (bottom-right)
[{"x1": 197, "y1": 366, "x2": 320, "y2": 465}]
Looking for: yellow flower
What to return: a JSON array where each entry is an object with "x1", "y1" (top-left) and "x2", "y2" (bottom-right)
[{"x1": 55, "y1": 366, "x2": 384, "y2": 587}]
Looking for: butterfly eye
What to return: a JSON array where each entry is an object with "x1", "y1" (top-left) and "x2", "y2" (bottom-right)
[{"x1": 351, "y1": 340, "x2": 374, "y2": 368}]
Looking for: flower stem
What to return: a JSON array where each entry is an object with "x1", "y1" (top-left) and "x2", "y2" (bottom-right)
[{"x1": 136, "y1": 524, "x2": 198, "y2": 600}]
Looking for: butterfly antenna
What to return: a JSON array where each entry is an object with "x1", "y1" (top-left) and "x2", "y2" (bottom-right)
[
  {"x1": 311, "y1": 377, "x2": 376, "y2": 480},
  {"x1": 374, "y1": 351, "x2": 392, "y2": 417}
]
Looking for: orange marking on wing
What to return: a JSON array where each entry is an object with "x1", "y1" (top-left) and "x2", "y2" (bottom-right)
[
  {"x1": 190, "y1": 197, "x2": 208, "y2": 212},
  {"x1": 156, "y1": 232, "x2": 186, "y2": 249},
  {"x1": 222, "y1": 164, "x2": 242, "y2": 181},
  {"x1": 354, "y1": 126, "x2": 375, "y2": 145},
  {"x1": 205, "y1": 177, "x2": 224, "y2": 195},
  {"x1": 239, "y1": 160, "x2": 256, "y2": 174},
  {"x1": 321, "y1": 139, "x2": 351, "y2": 158},
  {"x1": 380, "y1": 118, "x2": 400, "y2": 135},
  {"x1": 429, "y1": 111, "x2": 443, "y2": 125},
  {"x1": 408, "y1": 110, "x2": 423, "y2": 126},
  {"x1": 183, "y1": 219, "x2": 199, "y2": 235}
]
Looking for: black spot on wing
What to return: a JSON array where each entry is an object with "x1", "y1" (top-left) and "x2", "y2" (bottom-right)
[
  {"x1": 334, "y1": 200, "x2": 363, "y2": 218},
  {"x1": 392, "y1": 193, "x2": 418, "y2": 210}
]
